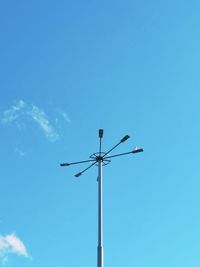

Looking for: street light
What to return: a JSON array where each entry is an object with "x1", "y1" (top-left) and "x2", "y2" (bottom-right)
[{"x1": 60, "y1": 129, "x2": 143, "y2": 267}]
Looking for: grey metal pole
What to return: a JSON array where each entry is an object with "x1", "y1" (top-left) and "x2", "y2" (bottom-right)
[{"x1": 97, "y1": 158, "x2": 103, "y2": 267}]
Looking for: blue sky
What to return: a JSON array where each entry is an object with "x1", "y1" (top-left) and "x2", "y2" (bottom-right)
[{"x1": 0, "y1": 0, "x2": 200, "y2": 266}]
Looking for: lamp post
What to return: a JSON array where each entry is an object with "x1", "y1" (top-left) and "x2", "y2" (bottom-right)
[{"x1": 60, "y1": 129, "x2": 143, "y2": 267}]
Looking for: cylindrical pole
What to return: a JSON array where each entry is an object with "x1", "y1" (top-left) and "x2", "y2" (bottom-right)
[{"x1": 97, "y1": 159, "x2": 103, "y2": 267}]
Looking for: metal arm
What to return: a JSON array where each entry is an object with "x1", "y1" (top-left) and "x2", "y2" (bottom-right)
[
  {"x1": 74, "y1": 161, "x2": 97, "y2": 177},
  {"x1": 60, "y1": 159, "x2": 96, "y2": 167},
  {"x1": 104, "y1": 148, "x2": 143, "y2": 160},
  {"x1": 102, "y1": 135, "x2": 130, "y2": 158}
]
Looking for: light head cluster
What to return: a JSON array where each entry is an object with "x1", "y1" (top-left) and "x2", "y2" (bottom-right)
[{"x1": 60, "y1": 129, "x2": 143, "y2": 177}]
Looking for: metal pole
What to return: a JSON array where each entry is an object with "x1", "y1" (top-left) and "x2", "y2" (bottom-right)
[{"x1": 97, "y1": 158, "x2": 103, "y2": 267}]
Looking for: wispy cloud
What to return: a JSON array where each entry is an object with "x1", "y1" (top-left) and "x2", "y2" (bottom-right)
[
  {"x1": 1, "y1": 100, "x2": 26, "y2": 124},
  {"x1": 57, "y1": 109, "x2": 71, "y2": 124},
  {"x1": 0, "y1": 233, "x2": 29, "y2": 265},
  {"x1": 15, "y1": 147, "x2": 25, "y2": 158},
  {"x1": 1, "y1": 100, "x2": 60, "y2": 142},
  {"x1": 28, "y1": 105, "x2": 59, "y2": 142}
]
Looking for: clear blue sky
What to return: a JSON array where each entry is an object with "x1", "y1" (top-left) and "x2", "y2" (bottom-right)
[{"x1": 0, "y1": 0, "x2": 200, "y2": 266}]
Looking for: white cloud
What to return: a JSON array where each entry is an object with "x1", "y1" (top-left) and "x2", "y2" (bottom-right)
[
  {"x1": 0, "y1": 233, "x2": 29, "y2": 265},
  {"x1": 5, "y1": 234, "x2": 28, "y2": 257},
  {"x1": 28, "y1": 105, "x2": 59, "y2": 142},
  {"x1": 1, "y1": 100, "x2": 60, "y2": 142},
  {"x1": 57, "y1": 109, "x2": 71, "y2": 123},
  {"x1": 1, "y1": 100, "x2": 26, "y2": 124}
]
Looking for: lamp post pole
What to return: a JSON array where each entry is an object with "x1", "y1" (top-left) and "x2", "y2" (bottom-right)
[
  {"x1": 97, "y1": 157, "x2": 103, "y2": 267},
  {"x1": 60, "y1": 129, "x2": 143, "y2": 267}
]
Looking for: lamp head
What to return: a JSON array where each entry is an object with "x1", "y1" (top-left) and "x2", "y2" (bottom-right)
[
  {"x1": 132, "y1": 147, "x2": 143, "y2": 153},
  {"x1": 120, "y1": 135, "x2": 130, "y2": 143},
  {"x1": 75, "y1": 172, "x2": 82, "y2": 177},
  {"x1": 60, "y1": 163, "x2": 70, "y2": 167},
  {"x1": 99, "y1": 129, "x2": 104, "y2": 138}
]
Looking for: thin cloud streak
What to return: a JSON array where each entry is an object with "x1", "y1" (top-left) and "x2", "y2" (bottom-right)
[
  {"x1": 57, "y1": 109, "x2": 71, "y2": 123},
  {"x1": 28, "y1": 105, "x2": 59, "y2": 142},
  {"x1": 1, "y1": 100, "x2": 26, "y2": 124},
  {"x1": 15, "y1": 147, "x2": 25, "y2": 157}
]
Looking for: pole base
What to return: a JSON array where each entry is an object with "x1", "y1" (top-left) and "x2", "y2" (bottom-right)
[{"x1": 97, "y1": 246, "x2": 104, "y2": 267}]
